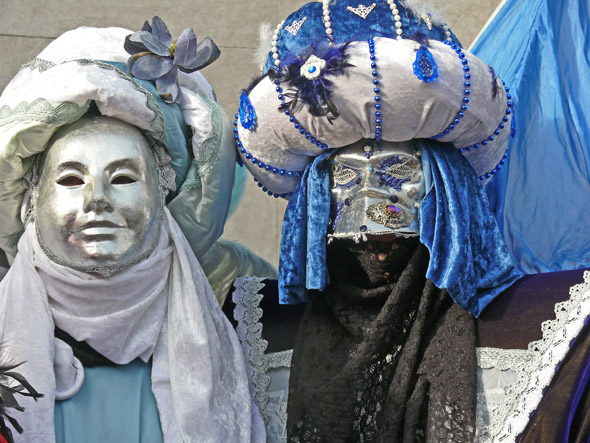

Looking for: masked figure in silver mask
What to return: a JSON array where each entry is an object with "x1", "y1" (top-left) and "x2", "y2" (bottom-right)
[
  {"x1": 0, "y1": 22, "x2": 267, "y2": 443},
  {"x1": 34, "y1": 117, "x2": 163, "y2": 274}
]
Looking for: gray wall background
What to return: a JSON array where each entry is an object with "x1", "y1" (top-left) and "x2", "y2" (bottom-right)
[{"x1": 0, "y1": 0, "x2": 501, "y2": 267}]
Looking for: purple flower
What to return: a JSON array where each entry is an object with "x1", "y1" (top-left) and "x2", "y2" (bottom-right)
[{"x1": 125, "y1": 16, "x2": 220, "y2": 103}]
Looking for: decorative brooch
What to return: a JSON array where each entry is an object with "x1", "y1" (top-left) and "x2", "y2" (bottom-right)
[
  {"x1": 273, "y1": 38, "x2": 353, "y2": 122},
  {"x1": 124, "y1": 16, "x2": 220, "y2": 103}
]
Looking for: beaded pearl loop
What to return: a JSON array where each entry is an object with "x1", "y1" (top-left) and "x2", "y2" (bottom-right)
[
  {"x1": 478, "y1": 149, "x2": 509, "y2": 181},
  {"x1": 253, "y1": 176, "x2": 294, "y2": 198},
  {"x1": 443, "y1": 24, "x2": 452, "y2": 43},
  {"x1": 387, "y1": 0, "x2": 403, "y2": 40},
  {"x1": 271, "y1": 20, "x2": 285, "y2": 68},
  {"x1": 368, "y1": 39, "x2": 383, "y2": 146},
  {"x1": 459, "y1": 85, "x2": 513, "y2": 154},
  {"x1": 322, "y1": 0, "x2": 333, "y2": 36},
  {"x1": 430, "y1": 41, "x2": 471, "y2": 141},
  {"x1": 233, "y1": 115, "x2": 304, "y2": 179}
]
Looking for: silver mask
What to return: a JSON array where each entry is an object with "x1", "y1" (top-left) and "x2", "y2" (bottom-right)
[
  {"x1": 328, "y1": 139, "x2": 425, "y2": 240},
  {"x1": 34, "y1": 116, "x2": 163, "y2": 275}
]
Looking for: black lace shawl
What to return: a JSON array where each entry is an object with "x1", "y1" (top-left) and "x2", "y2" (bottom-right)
[{"x1": 287, "y1": 237, "x2": 477, "y2": 442}]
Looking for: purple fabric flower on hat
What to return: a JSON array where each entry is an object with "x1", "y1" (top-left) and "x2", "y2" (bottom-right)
[{"x1": 125, "y1": 16, "x2": 220, "y2": 103}]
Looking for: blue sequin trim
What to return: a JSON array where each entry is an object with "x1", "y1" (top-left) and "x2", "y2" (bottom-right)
[
  {"x1": 239, "y1": 90, "x2": 256, "y2": 130},
  {"x1": 376, "y1": 155, "x2": 414, "y2": 190},
  {"x1": 413, "y1": 44, "x2": 439, "y2": 83}
]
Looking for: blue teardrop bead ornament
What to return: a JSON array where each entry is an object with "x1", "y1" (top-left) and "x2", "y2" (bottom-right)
[
  {"x1": 413, "y1": 45, "x2": 439, "y2": 83},
  {"x1": 239, "y1": 90, "x2": 257, "y2": 130}
]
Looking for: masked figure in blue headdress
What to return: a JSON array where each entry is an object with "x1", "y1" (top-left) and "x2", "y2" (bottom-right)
[{"x1": 234, "y1": 0, "x2": 524, "y2": 441}]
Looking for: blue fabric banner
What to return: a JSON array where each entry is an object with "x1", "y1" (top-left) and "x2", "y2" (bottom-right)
[{"x1": 471, "y1": 0, "x2": 590, "y2": 273}]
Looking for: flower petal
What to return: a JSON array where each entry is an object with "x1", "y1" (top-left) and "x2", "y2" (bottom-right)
[
  {"x1": 173, "y1": 28, "x2": 198, "y2": 69},
  {"x1": 176, "y1": 37, "x2": 220, "y2": 72},
  {"x1": 141, "y1": 20, "x2": 152, "y2": 33},
  {"x1": 124, "y1": 31, "x2": 148, "y2": 55},
  {"x1": 136, "y1": 30, "x2": 170, "y2": 57},
  {"x1": 129, "y1": 53, "x2": 174, "y2": 80},
  {"x1": 156, "y1": 68, "x2": 180, "y2": 103},
  {"x1": 151, "y1": 16, "x2": 174, "y2": 47}
]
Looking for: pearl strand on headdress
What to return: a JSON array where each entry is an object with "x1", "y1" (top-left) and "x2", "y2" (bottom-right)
[
  {"x1": 270, "y1": 0, "x2": 405, "y2": 68},
  {"x1": 271, "y1": 20, "x2": 285, "y2": 67}
]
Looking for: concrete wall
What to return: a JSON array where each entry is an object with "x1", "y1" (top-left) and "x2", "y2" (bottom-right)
[{"x1": 0, "y1": 0, "x2": 501, "y2": 267}]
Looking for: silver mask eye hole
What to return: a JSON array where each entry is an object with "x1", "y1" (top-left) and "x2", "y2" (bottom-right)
[
  {"x1": 57, "y1": 176, "x2": 85, "y2": 187},
  {"x1": 111, "y1": 176, "x2": 137, "y2": 185}
]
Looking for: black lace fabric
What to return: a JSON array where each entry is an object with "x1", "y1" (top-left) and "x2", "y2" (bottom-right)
[{"x1": 287, "y1": 238, "x2": 477, "y2": 442}]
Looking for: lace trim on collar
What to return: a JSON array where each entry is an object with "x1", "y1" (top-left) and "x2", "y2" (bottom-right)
[{"x1": 476, "y1": 270, "x2": 590, "y2": 442}]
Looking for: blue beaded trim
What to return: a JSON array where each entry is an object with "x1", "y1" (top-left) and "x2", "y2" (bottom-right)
[
  {"x1": 234, "y1": 115, "x2": 304, "y2": 178},
  {"x1": 253, "y1": 176, "x2": 294, "y2": 199},
  {"x1": 459, "y1": 84, "x2": 513, "y2": 154},
  {"x1": 478, "y1": 148, "x2": 509, "y2": 182},
  {"x1": 430, "y1": 41, "x2": 472, "y2": 140},
  {"x1": 368, "y1": 39, "x2": 383, "y2": 146},
  {"x1": 274, "y1": 80, "x2": 330, "y2": 150}
]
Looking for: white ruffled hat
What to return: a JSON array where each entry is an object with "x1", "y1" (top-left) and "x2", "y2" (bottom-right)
[{"x1": 0, "y1": 23, "x2": 236, "y2": 262}]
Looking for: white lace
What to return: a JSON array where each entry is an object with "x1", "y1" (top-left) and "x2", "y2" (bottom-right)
[
  {"x1": 475, "y1": 270, "x2": 590, "y2": 442},
  {"x1": 232, "y1": 277, "x2": 292, "y2": 443},
  {"x1": 234, "y1": 272, "x2": 590, "y2": 443}
]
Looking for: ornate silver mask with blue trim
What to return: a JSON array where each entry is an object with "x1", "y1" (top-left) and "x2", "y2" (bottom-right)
[{"x1": 328, "y1": 139, "x2": 425, "y2": 240}]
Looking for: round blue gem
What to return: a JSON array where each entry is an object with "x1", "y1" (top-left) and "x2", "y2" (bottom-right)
[
  {"x1": 280, "y1": 169, "x2": 286, "y2": 176},
  {"x1": 245, "y1": 153, "x2": 252, "y2": 159},
  {"x1": 308, "y1": 66, "x2": 317, "y2": 74},
  {"x1": 272, "y1": 168, "x2": 278, "y2": 174}
]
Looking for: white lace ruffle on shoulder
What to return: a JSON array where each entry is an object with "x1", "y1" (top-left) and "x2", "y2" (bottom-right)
[
  {"x1": 476, "y1": 270, "x2": 590, "y2": 442},
  {"x1": 232, "y1": 277, "x2": 292, "y2": 443},
  {"x1": 233, "y1": 272, "x2": 590, "y2": 443}
]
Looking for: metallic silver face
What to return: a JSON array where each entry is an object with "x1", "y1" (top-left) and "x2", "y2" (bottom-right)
[
  {"x1": 34, "y1": 116, "x2": 162, "y2": 270},
  {"x1": 328, "y1": 139, "x2": 425, "y2": 239}
]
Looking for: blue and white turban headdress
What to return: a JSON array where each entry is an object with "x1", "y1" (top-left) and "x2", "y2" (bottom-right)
[{"x1": 235, "y1": 0, "x2": 522, "y2": 317}]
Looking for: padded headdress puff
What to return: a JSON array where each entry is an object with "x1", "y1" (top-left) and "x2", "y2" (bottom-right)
[{"x1": 236, "y1": 0, "x2": 513, "y2": 197}]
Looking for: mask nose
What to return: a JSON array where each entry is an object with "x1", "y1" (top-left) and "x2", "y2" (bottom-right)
[
  {"x1": 83, "y1": 180, "x2": 113, "y2": 213},
  {"x1": 85, "y1": 199, "x2": 113, "y2": 213}
]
